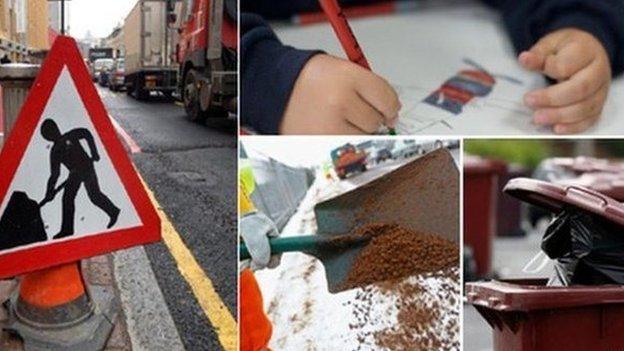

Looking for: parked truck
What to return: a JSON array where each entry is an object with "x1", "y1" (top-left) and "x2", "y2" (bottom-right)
[
  {"x1": 124, "y1": 0, "x2": 178, "y2": 100},
  {"x1": 173, "y1": 0, "x2": 237, "y2": 121},
  {"x1": 331, "y1": 143, "x2": 368, "y2": 180}
]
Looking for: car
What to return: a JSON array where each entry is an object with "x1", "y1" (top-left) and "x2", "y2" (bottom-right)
[
  {"x1": 85, "y1": 60, "x2": 97, "y2": 81},
  {"x1": 93, "y1": 58, "x2": 114, "y2": 87},
  {"x1": 108, "y1": 58, "x2": 126, "y2": 92},
  {"x1": 375, "y1": 148, "x2": 392, "y2": 163},
  {"x1": 391, "y1": 140, "x2": 421, "y2": 159}
]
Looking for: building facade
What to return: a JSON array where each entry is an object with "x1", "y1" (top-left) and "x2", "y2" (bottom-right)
[{"x1": 0, "y1": 0, "x2": 50, "y2": 62}]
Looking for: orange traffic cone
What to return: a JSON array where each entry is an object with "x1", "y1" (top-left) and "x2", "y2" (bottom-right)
[{"x1": 7, "y1": 262, "x2": 118, "y2": 351}]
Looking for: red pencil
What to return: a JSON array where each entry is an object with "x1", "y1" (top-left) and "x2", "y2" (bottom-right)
[
  {"x1": 318, "y1": 0, "x2": 371, "y2": 69},
  {"x1": 318, "y1": 0, "x2": 397, "y2": 134},
  {"x1": 295, "y1": 1, "x2": 416, "y2": 26}
]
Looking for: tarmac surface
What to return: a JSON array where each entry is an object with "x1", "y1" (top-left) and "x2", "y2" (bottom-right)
[{"x1": 100, "y1": 88, "x2": 238, "y2": 351}]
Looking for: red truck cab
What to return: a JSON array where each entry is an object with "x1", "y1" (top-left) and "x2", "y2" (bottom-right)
[
  {"x1": 175, "y1": 0, "x2": 237, "y2": 122},
  {"x1": 331, "y1": 144, "x2": 368, "y2": 180}
]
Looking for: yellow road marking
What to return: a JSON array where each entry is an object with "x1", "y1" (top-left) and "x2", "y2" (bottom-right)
[{"x1": 141, "y1": 177, "x2": 238, "y2": 351}]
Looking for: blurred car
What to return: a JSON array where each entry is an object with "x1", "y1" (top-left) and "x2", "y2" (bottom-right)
[
  {"x1": 375, "y1": 148, "x2": 392, "y2": 163},
  {"x1": 93, "y1": 58, "x2": 114, "y2": 86},
  {"x1": 391, "y1": 140, "x2": 421, "y2": 159},
  {"x1": 85, "y1": 59, "x2": 96, "y2": 81},
  {"x1": 108, "y1": 58, "x2": 126, "y2": 92}
]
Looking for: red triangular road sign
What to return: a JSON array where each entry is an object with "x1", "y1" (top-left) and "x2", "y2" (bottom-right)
[{"x1": 0, "y1": 36, "x2": 161, "y2": 279}]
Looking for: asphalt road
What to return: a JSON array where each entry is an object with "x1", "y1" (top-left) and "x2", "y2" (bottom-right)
[{"x1": 98, "y1": 87, "x2": 237, "y2": 351}]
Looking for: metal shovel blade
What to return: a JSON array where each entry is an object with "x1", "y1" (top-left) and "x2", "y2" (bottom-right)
[{"x1": 312, "y1": 148, "x2": 459, "y2": 293}]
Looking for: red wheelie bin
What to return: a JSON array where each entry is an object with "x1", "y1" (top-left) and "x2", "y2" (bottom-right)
[
  {"x1": 467, "y1": 178, "x2": 624, "y2": 350},
  {"x1": 466, "y1": 279, "x2": 624, "y2": 351},
  {"x1": 464, "y1": 156, "x2": 506, "y2": 277}
]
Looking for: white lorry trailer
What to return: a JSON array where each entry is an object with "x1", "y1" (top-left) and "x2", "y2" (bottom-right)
[{"x1": 123, "y1": 0, "x2": 178, "y2": 100}]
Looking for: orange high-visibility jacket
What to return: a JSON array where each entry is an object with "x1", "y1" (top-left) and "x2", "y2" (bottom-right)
[{"x1": 240, "y1": 268, "x2": 272, "y2": 351}]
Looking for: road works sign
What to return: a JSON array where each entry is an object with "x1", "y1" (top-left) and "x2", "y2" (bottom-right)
[{"x1": 0, "y1": 36, "x2": 161, "y2": 278}]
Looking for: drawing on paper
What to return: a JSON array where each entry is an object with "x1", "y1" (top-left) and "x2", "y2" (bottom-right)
[{"x1": 422, "y1": 58, "x2": 521, "y2": 115}]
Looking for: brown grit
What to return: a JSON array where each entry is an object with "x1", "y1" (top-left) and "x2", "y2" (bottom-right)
[
  {"x1": 343, "y1": 223, "x2": 460, "y2": 350},
  {"x1": 343, "y1": 223, "x2": 459, "y2": 290}
]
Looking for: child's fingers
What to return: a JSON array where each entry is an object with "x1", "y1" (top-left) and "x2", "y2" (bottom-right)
[
  {"x1": 354, "y1": 69, "x2": 401, "y2": 120},
  {"x1": 340, "y1": 121, "x2": 368, "y2": 135},
  {"x1": 386, "y1": 114, "x2": 399, "y2": 129},
  {"x1": 553, "y1": 115, "x2": 600, "y2": 134},
  {"x1": 520, "y1": 35, "x2": 559, "y2": 71},
  {"x1": 543, "y1": 42, "x2": 593, "y2": 80},
  {"x1": 346, "y1": 98, "x2": 385, "y2": 134},
  {"x1": 533, "y1": 86, "x2": 608, "y2": 125},
  {"x1": 518, "y1": 51, "x2": 545, "y2": 71},
  {"x1": 524, "y1": 63, "x2": 605, "y2": 108}
]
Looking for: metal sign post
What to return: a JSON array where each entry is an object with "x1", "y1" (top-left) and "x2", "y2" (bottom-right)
[
  {"x1": 47, "y1": 0, "x2": 71, "y2": 35},
  {"x1": 61, "y1": 0, "x2": 65, "y2": 35}
]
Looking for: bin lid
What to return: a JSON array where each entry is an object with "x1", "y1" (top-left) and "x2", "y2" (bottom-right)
[
  {"x1": 466, "y1": 279, "x2": 624, "y2": 311},
  {"x1": 504, "y1": 177, "x2": 624, "y2": 227},
  {"x1": 464, "y1": 155, "x2": 507, "y2": 175}
]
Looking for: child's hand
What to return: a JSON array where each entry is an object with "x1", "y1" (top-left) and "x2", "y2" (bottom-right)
[
  {"x1": 518, "y1": 28, "x2": 611, "y2": 134},
  {"x1": 280, "y1": 54, "x2": 400, "y2": 134}
]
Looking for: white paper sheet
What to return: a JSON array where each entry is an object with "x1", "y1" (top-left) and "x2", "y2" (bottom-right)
[{"x1": 274, "y1": 1, "x2": 623, "y2": 135}]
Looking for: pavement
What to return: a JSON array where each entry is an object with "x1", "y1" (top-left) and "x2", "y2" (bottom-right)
[
  {"x1": 1, "y1": 86, "x2": 238, "y2": 351},
  {"x1": 0, "y1": 255, "x2": 132, "y2": 351}
]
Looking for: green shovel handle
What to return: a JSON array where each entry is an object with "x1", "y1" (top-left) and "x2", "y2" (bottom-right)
[{"x1": 239, "y1": 235, "x2": 324, "y2": 260}]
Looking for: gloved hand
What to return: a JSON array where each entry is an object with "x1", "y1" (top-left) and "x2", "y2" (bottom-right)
[{"x1": 240, "y1": 211, "x2": 281, "y2": 271}]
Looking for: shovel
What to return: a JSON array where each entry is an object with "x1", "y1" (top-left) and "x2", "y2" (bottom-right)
[
  {"x1": 240, "y1": 148, "x2": 459, "y2": 293},
  {"x1": 39, "y1": 180, "x2": 68, "y2": 208}
]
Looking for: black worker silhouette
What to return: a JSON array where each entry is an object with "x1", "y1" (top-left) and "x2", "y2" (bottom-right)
[{"x1": 40, "y1": 119, "x2": 120, "y2": 239}]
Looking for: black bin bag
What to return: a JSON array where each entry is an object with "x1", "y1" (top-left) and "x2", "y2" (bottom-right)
[
  {"x1": 0, "y1": 191, "x2": 48, "y2": 251},
  {"x1": 542, "y1": 208, "x2": 624, "y2": 286}
]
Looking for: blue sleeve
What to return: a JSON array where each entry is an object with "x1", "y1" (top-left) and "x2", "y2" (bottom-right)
[
  {"x1": 241, "y1": 0, "x2": 380, "y2": 19},
  {"x1": 483, "y1": 0, "x2": 624, "y2": 77},
  {"x1": 241, "y1": 13, "x2": 322, "y2": 134}
]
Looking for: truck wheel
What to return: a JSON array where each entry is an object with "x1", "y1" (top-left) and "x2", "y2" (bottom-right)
[
  {"x1": 183, "y1": 69, "x2": 207, "y2": 123},
  {"x1": 138, "y1": 89, "x2": 149, "y2": 100},
  {"x1": 163, "y1": 91, "x2": 174, "y2": 101},
  {"x1": 134, "y1": 82, "x2": 149, "y2": 101}
]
